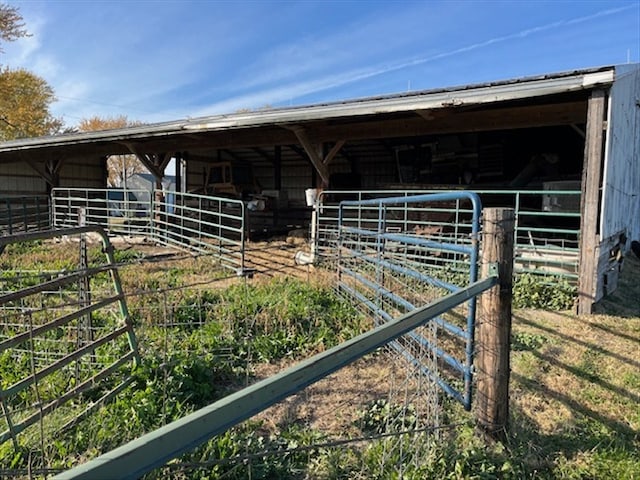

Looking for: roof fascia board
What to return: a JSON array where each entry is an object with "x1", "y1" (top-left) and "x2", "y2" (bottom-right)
[
  {"x1": 0, "y1": 68, "x2": 617, "y2": 154},
  {"x1": 184, "y1": 70, "x2": 615, "y2": 131}
]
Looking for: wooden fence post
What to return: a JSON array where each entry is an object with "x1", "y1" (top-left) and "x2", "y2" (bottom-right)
[{"x1": 476, "y1": 207, "x2": 515, "y2": 440}]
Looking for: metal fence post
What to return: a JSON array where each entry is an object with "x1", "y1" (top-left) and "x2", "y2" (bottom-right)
[{"x1": 476, "y1": 207, "x2": 515, "y2": 440}]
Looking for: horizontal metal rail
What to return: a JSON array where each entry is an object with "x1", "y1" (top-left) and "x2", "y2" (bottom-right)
[
  {"x1": 151, "y1": 191, "x2": 246, "y2": 274},
  {"x1": 318, "y1": 188, "x2": 581, "y2": 281},
  {"x1": 51, "y1": 188, "x2": 248, "y2": 275},
  {"x1": 51, "y1": 188, "x2": 151, "y2": 236},
  {"x1": 0, "y1": 195, "x2": 50, "y2": 235},
  {"x1": 0, "y1": 351, "x2": 137, "y2": 444},
  {"x1": 0, "y1": 227, "x2": 140, "y2": 447},
  {"x1": 54, "y1": 274, "x2": 497, "y2": 480}
]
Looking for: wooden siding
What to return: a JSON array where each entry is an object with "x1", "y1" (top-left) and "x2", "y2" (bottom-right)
[{"x1": 601, "y1": 66, "x2": 640, "y2": 244}]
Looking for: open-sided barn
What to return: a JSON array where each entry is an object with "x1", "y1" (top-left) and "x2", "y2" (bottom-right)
[{"x1": 0, "y1": 64, "x2": 638, "y2": 314}]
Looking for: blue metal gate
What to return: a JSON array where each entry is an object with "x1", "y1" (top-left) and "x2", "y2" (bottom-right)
[{"x1": 336, "y1": 192, "x2": 482, "y2": 409}]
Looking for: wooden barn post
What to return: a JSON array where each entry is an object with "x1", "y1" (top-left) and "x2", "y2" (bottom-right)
[
  {"x1": 577, "y1": 89, "x2": 606, "y2": 315},
  {"x1": 476, "y1": 207, "x2": 515, "y2": 440}
]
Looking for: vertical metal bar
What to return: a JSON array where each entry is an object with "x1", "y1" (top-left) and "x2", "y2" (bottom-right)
[
  {"x1": 514, "y1": 191, "x2": 521, "y2": 252},
  {"x1": 463, "y1": 193, "x2": 482, "y2": 409},
  {"x1": 6, "y1": 199, "x2": 11, "y2": 234},
  {"x1": 239, "y1": 201, "x2": 246, "y2": 275},
  {"x1": 98, "y1": 231, "x2": 140, "y2": 366},
  {"x1": 375, "y1": 202, "x2": 386, "y2": 324},
  {"x1": 21, "y1": 197, "x2": 27, "y2": 233}
]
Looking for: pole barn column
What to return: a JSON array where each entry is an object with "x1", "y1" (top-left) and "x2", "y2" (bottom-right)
[
  {"x1": 476, "y1": 207, "x2": 515, "y2": 441},
  {"x1": 577, "y1": 90, "x2": 607, "y2": 315}
]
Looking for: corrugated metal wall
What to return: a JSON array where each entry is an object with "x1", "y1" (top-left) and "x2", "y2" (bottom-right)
[
  {"x1": 59, "y1": 158, "x2": 105, "y2": 188},
  {"x1": 601, "y1": 65, "x2": 640, "y2": 244},
  {"x1": 0, "y1": 162, "x2": 47, "y2": 194},
  {"x1": 0, "y1": 158, "x2": 105, "y2": 195}
]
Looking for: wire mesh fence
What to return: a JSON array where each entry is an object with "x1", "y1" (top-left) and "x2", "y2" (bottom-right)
[
  {"x1": 0, "y1": 228, "x2": 140, "y2": 455},
  {"x1": 0, "y1": 230, "x2": 490, "y2": 479}
]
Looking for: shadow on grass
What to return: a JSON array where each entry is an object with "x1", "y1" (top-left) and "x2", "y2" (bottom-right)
[
  {"x1": 514, "y1": 313, "x2": 640, "y2": 371},
  {"x1": 505, "y1": 305, "x2": 640, "y2": 478},
  {"x1": 511, "y1": 371, "x2": 638, "y2": 442}
]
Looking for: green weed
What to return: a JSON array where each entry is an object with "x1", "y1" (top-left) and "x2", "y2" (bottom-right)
[{"x1": 513, "y1": 274, "x2": 576, "y2": 310}]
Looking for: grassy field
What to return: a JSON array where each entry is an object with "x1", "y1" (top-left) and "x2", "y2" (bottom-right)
[{"x1": 0, "y1": 238, "x2": 637, "y2": 478}]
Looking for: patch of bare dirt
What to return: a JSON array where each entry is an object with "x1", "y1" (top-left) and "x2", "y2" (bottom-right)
[
  {"x1": 244, "y1": 239, "x2": 316, "y2": 280},
  {"x1": 252, "y1": 353, "x2": 419, "y2": 436}
]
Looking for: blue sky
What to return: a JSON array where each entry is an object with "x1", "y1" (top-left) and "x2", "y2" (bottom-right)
[{"x1": 2, "y1": 0, "x2": 639, "y2": 127}]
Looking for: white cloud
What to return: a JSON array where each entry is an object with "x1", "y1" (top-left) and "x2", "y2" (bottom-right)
[{"x1": 193, "y1": 2, "x2": 638, "y2": 117}]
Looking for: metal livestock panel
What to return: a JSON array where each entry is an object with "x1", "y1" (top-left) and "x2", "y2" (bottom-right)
[
  {"x1": 336, "y1": 192, "x2": 482, "y2": 409},
  {"x1": 0, "y1": 227, "x2": 140, "y2": 447},
  {"x1": 0, "y1": 195, "x2": 50, "y2": 235},
  {"x1": 317, "y1": 189, "x2": 581, "y2": 282},
  {"x1": 54, "y1": 274, "x2": 498, "y2": 480},
  {"x1": 51, "y1": 188, "x2": 248, "y2": 275}
]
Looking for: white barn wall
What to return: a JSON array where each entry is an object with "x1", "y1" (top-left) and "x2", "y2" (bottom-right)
[{"x1": 601, "y1": 65, "x2": 640, "y2": 245}]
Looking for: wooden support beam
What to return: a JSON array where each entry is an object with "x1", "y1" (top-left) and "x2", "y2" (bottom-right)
[
  {"x1": 25, "y1": 160, "x2": 55, "y2": 186},
  {"x1": 24, "y1": 156, "x2": 65, "y2": 189},
  {"x1": 286, "y1": 144, "x2": 307, "y2": 160},
  {"x1": 122, "y1": 144, "x2": 172, "y2": 180},
  {"x1": 570, "y1": 124, "x2": 586, "y2": 139},
  {"x1": 313, "y1": 101, "x2": 588, "y2": 143},
  {"x1": 323, "y1": 139, "x2": 346, "y2": 166},
  {"x1": 289, "y1": 126, "x2": 330, "y2": 187},
  {"x1": 476, "y1": 207, "x2": 515, "y2": 441},
  {"x1": 577, "y1": 90, "x2": 607, "y2": 315}
]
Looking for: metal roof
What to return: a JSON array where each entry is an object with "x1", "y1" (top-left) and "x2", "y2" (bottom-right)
[{"x1": 0, "y1": 65, "x2": 619, "y2": 154}]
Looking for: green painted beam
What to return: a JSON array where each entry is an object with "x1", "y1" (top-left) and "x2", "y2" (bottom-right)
[{"x1": 54, "y1": 275, "x2": 497, "y2": 480}]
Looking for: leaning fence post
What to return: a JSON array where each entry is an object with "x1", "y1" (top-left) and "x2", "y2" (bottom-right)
[{"x1": 476, "y1": 207, "x2": 515, "y2": 440}]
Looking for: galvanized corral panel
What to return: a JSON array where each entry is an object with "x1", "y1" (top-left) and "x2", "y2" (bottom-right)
[{"x1": 601, "y1": 65, "x2": 640, "y2": 244}]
